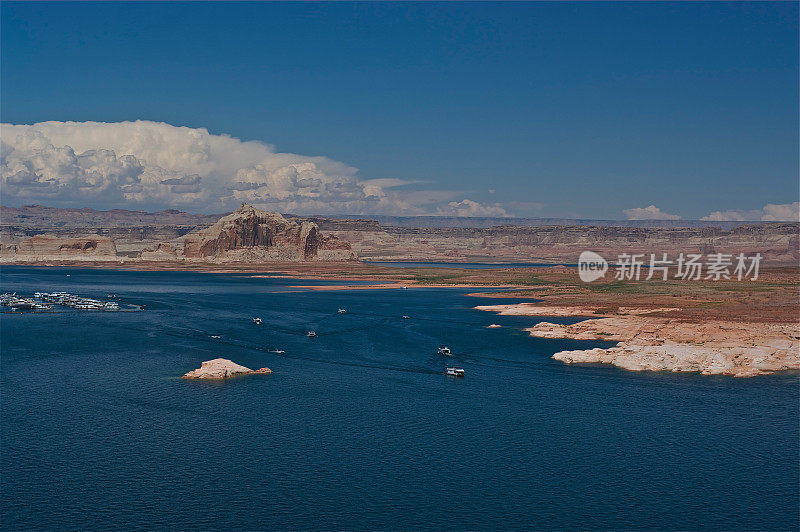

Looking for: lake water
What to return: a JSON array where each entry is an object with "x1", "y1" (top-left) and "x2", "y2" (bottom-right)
[{"x1": 2, "y1": 266, "x2": 798, "y2": 530}]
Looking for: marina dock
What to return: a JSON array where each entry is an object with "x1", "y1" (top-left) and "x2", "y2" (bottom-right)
[{"x1": 1, "y1": 292, "x2": 138, "y2": 312}]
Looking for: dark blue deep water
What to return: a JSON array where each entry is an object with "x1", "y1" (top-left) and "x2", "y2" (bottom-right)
[{"x1": 2, "y1": 266, "x2": 798, "y2": 530}]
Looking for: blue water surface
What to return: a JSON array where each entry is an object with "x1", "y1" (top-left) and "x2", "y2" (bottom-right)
[{"x1": 1, "y1": 266, "x2": 797, "y2": 530}]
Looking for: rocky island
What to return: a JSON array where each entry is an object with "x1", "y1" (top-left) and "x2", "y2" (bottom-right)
[{"x1": 182, "y1": 358, "x2": 272, "y2": 379}]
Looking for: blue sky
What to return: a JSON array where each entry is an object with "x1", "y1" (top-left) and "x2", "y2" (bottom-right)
[{"x1": 1, "y1": 1, "x2": 798, "y2": 219}]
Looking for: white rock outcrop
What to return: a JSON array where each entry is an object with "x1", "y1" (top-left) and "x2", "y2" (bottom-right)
[
  {"x1": 477, "y1": 304, "x2": 800, "y2": 378},
  {"x1": 182, "y1": 358, "x2": 272, "y2": 379}
]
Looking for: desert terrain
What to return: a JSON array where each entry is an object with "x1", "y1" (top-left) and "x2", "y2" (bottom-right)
[
  {"x1": 1, "y1": 203, "x2": 798, "y2": 378},
  {"x1": 2, "y1": 203, "x2": 797, "y2": 263}
]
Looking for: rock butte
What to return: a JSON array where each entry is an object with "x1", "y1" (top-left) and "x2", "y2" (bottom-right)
[
  {"x1": 182, "y1": 204, "x2": 355, "y2": 262},
  {"x1": 476, "y1": 303, "x2": 800, "y2": 378},
  {"x1": 182, "y1": 358, "x2": 272, "y2": 379}
]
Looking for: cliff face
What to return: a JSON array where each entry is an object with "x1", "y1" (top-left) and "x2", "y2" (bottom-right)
[
  {"x1": 324, "y1": 223, "x2": 800, "y2": 263},
  {"x1": 182, "y1": 204, "x2": 355, "y2": 262},
  {"x1": 0, "y1": 235, "x2": 118, "y2": 262},
  {"x1": 139, "y1": 242, "x2": 178, "y2": 261},
  {"x1": 1, "y1": 203, "x2": 796, "y2": 264}
]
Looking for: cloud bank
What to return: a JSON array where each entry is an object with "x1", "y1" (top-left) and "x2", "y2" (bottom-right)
[
  {"x1": 436, "y1": 199, "x2": 509, "y2": 217},
  {"x1": 702, "y1": 202, "x2": 799, "y2": 222},
  {"x1": 3, "y1": 121, "x2": 793, "y2": 222},
  {"x1": 0, "y1": 120, "x2": 503, "y2": 216},
  {"x1": 622, "y1": 205, "x2": 681, "y2": 220}
]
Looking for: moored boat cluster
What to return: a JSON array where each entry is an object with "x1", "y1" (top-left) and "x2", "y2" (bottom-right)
[
  {"x1": 0, "y1": 291, "x2": 121, "y2": 311},
  {"x1": 35, "y1": 292, "x2": 120, "y2": 310},
  {"x1": 1, "y1": 293, "x2": 52, "y2": 311}
]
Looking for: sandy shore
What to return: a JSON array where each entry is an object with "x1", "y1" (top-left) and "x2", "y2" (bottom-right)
[{"x1": 476, "y1": 303, "x2": 800, "y2": 377}]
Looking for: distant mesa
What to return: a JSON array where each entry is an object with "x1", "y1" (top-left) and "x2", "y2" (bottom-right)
[
  {"x1": 182, "y1": 358, "x2": 272, "y2": 379},
  {"x1": 1, "y1": 202, "x2": 798, "y2": 265},
  {"x1": 182, "y1": 204, "x2": 355, "y2": 262},
  {"x1": 1, "y1": 234, "x2": 118, "y2": 262}
]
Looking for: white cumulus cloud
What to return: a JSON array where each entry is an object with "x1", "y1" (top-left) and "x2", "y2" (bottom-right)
[
  {"x1": 436, "y1": 199, "x2": 510, "y2": 217},
  {"x1": 622, "y1": 205, "x2": 681, "y2": 220},
  {"x1": 702, "y1": 202, "x2": 799, "y2": 222},
  {"x1": 1, "y1": 120, "x2": 503, "y2": 216}
]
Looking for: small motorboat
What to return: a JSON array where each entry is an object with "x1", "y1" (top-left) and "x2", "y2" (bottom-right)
[
  {"x1": 210, "y1": 335, "x2": 221, "y2": 339},
  {"x1": 107, "y1": 293, "x2": 116, "y2": 299},
  {"x1": 445, "y1": 367, "x2": 465, "y2": 377},
  {"x1": 337, "y1": 308, "x2": 346, "y2": 314},
  {"x1": 271, "y1": 349, "x2": 285, "y2": 354},
  {"x1": 253, "y1": 317, "x2": 262, "y2": 325},
  {"x1": 401, "y1": 315, "x2": 410, "y2": 319},
  {"x1": 307, "y1": 330, "x2": 317, "y2": 338},
  {"x1": 437, "y1": 345, "x2": 452, "y2": 356}
]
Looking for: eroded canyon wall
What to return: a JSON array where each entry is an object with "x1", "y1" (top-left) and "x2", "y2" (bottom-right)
[{"x1": 1, "y1": 204, "x2": 797, "y2": 264}]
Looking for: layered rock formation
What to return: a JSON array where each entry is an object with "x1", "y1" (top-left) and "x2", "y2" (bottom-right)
[
  {"x1": 1, "y1": 203, "x2": 797, "y2": 264},
  {"x1": 3, "y1": 204, "x2": 753, "y2": 230},
  {"x1": 0, "y1": 224, "x2": 198, "y2": 258},
  {"x1": 0, "y1": 235, "x2": 118, "y2": 262},
  {"x1": 182, "y1": 358, "x2": 272, "y2": 379},
  {"x1": 0, "y1": 204, "x2": 222, "y2": 228},
  {"x1": 182, "y1": 204, "x2": 354, "y2": 262},
  {"x1": 545, "y1": 318, "x2": 799, "y2": 377},
  {"x1": 326, "y1": 223, "x2": 799, "y2": 263},
  {"x1": 139, "y1": 242, "x2": 179, "y2": 261},
  {"x1": 477, "y1": 303, "x2": 800, "y2": 377}
]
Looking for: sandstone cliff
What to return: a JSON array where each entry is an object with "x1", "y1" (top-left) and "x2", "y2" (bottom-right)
[
  {"x1": 139, "y1": 242, "x2": 179, "y2": 261},
  {"x1": 326, "y1": 223, "x2": 800, "y2": 263},
  {"x1": 1, "y1": 203, "x2": 797, "y2": 264},
  {"x1": 0, "y1": 235, "x2": 118, "y2": 262},
  {"x1": 182, "y1": 204, "x2": 355, "y2": 262}
]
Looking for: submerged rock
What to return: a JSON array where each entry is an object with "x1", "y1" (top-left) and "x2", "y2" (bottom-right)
[{"x1": 182, "y1": 358, "x2": 272, "y2": 379}]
